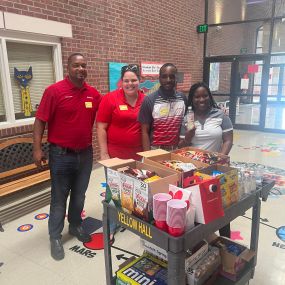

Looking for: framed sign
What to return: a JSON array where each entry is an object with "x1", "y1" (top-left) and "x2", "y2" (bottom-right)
[{"x1": 141, "y1": 62, "x2": 163, "y2": 76}]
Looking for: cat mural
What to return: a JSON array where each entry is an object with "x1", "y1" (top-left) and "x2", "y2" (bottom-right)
[{"x1": 14, "y1": 66, "x2": 33, "y2": 117}]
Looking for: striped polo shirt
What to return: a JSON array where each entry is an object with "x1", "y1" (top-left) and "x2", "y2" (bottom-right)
[
  {"x1": 138, "y1": 87, "x2": 186, "y2": 147},
  {"x1": 181, "y1": 108, "x2": 233, "y2": 152}
]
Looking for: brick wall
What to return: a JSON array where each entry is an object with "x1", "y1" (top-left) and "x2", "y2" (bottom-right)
[{"x1": 0, "y1": 0, "x2": 205, "y2": 163}]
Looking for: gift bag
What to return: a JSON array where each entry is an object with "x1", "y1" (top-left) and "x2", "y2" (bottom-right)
[{"x1": 185, "y1": 177, "x2": 224, "y2": 224}]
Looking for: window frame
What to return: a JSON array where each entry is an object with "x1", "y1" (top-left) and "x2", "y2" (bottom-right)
[{"x1": 0, "y1": 30, "x2": 63, "y2": 129}]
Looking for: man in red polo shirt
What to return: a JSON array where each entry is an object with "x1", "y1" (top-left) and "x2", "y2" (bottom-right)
[{"x1": 33, "y1": 53, "x2": 101, "y2": 261}]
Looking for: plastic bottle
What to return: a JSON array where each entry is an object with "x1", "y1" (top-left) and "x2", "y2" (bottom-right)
[
  {"x1": 238, "y1": 172, "x2": 245, "y2": 199},
  {"x1": 254, "y1": 165, "x2": 264, "y2": 186},
  {"x1": 244, "y1": 172, "x2": 251, "y2": 194},
  {"x1": 249, "y1": 170, "x2": 256, "y2": 192},
  {"x1": 186, "y1": 106, "x2": 195, "y2": 130}
]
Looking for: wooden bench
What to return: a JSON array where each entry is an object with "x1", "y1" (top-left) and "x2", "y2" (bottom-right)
[{"x1": 0, "y1": 137, "x2": 50, "y2": 198}]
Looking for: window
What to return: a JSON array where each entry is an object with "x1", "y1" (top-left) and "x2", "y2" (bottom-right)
[
  {"x1": 0, "y1": 35, "x2": 62, "y2": 128},
  {"x1": 256, "y1": 26, "x2": 264, "y2": 54},
  {"x1": 275, "y1": 0, "x2": 285, "y2": 17},
  {"x1": 7, "y1": 42, "x2": 55, "y2": 120},
  {"x1": 208, "y1": 0, "x2": 272, "y2": 24},
  {"x1": 0, "y1": 40, "x2": 6, "y2": 122},
  {"x1": 0, "y1": 52, "x2": 6, "y2": 123},
  {"x1": 207, "y1": 21, "x2": 270, "y2": 56},
  {"x1": 272, "y1": 19, "x2": 285, "y2": 53},
  {"x1": 0, "y1": 69, "x2": 6, "y2": 122}
]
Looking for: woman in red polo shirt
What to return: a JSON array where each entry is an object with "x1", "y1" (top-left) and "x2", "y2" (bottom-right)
[
  {"x1": 97, "y1": 65, "x2": 145, "y2": 242},
  {"x1": 96, "y1": 64, "x2": 145, "y2": 160}
]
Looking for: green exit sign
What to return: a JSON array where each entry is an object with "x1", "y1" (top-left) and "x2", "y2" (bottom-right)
[{"x1": 197, "y1": 24, "x2": 208, "y2": 33}]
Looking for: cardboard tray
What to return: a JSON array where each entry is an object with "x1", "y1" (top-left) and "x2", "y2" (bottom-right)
[
  {"x1": 138, "y1": 149, "x2": 203, "y2": 187},
  {"x1": 173, "y1": 146, "x2": 230, "y2": 167},
  {"x1": 99, "y1": 158, "x2": 178, "y2": 196}
]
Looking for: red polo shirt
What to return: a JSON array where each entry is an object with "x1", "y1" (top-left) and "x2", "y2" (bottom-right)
[
  {"x1": 96, "y1": 88, "x2": 145, "y2": 159},
  {"x1": 36, "y1": 77, "x2": 102, "y2": 149}
]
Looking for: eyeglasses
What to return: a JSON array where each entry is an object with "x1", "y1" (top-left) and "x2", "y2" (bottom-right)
[{"x1": 121, "y1": 64, "x2": 139, "y2": 74}]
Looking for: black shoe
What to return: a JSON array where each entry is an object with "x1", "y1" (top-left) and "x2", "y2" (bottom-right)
[
  {"x1": 50, "y1": 238, "x2": 64, "y2": 261},
  {"x1": 69, "y1": 225, "x2": 91, "y2": 243}
]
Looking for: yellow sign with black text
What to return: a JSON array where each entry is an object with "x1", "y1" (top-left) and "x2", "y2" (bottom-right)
[{"x1": 118, "y1": 211, "x2": 152, "y2": 239}]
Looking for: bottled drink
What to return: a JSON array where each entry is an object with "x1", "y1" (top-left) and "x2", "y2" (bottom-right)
[{"x1": 185, "y1": 106, "x2": 195, "y2": 130}]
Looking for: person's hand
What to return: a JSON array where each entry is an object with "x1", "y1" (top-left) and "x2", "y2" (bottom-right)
[
  {"x1": 185, "y1": 127, "x2": 196, "y2": 143},
  {"x1": 178, "y1": 138, "x2": 187, "y2": 148},
  {"x1": 33, "y1": 149, "x2": 47, "y2": 169},
  {"x1": 100, "y1": 153, "x2": 110, "y2": 160}
]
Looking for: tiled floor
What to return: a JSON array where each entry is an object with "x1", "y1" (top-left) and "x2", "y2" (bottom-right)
[{"x1": 1, "y1": 130, "x2": 285, "y2": 285}]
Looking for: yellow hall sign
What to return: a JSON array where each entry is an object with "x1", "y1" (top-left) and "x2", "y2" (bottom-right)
[{"x1": 118, "y1": 211, "x2": 152, "y2": 239}]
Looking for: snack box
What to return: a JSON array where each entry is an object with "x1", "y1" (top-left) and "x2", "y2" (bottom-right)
[
  {"x1": 185, "y1": 240, "x2": 209, "y2": 269},
  {"x1": 194, "y1": 165, "x2": 239, "y2": 208},
  {"x1": 116, "y1": 253, "x2": 168, "y2": 285},
  {"x1": 211, "y1": 236, "x2": 255, "y2": 281},
  {"x1": 173, "y1": 147, "x2": 230, "y2": 167},
  {"x1": 99, "y1": 158, "x2": 178, "y2": 220},
  {"x1": 186, "y1": 246, "x2": 221, "y2": 285},
  {"x1": 138, "y1": 149, "x2": 202, "y2": 188}
]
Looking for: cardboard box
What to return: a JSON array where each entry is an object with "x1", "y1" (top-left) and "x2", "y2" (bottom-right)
[
  {"x1": 186, "y1": 246, "x2": 221, "y2": 285},
  {"x1": 173, "y1": 147, "x2": 230, "y2": 167},
  {"x1": 116, "y1": 253, "x2": 168, "y2": 285},
  {"x1": 99, "y1": 158, "x2": 178, "y2": 220},
  {"x1": 211, "y1": 236, "x2": 255, "y2": 281},
  {"x1": 185, "y1": 240, "x2": 209, "y2": 269},
  {"x1": 202, "y1": 267, "x2": 220, "y2": 285},
  {"x1": 138, "y1": 149, "x2": 202, "y2": 188},
  {"x1": 195, "y1": 165, "x2": 239, "y2": 208}
]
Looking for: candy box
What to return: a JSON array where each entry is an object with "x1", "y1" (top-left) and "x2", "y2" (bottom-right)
[
  {"x1": 173, "y1": 147, "x2": 230, "y2": 167},
  {"x1": 99, "y1": 158, "x2": 177, "y2": 221},
  {"x1": 194, "y1": 165, "x2": 238, "y2": 208},
  {"x1": 211, "y1": 236, "x2": 255, "y2": 281},
  {"x1": 138, "y1": 149, "x2": 201, "y2": 188},
  {"x1": 116, "y1": 253, "x2": 168, "y2": 285}
]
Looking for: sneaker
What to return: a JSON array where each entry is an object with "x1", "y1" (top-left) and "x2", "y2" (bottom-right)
[
  {"x1": 69, "y1": 225, "x2": 91, "y2": 243},
  {"x1": 50, "y1": 238, "x2": 64, "y2": 261}
]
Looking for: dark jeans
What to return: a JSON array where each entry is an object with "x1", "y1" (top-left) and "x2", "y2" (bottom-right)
[{"x1": 48, "y1": 144, "x2": 93, "y2": 239}]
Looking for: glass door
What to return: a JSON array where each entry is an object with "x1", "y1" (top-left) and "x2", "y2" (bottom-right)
[
  {"x1": 232, "y1": 57, "x2": 266, "y2": 129},
  {"x1": 204, "y1": 55, "x2": 268, "y2": 130},
  {"x1": 264, "y1": 55, "x2": 285, "y2": 131},
  {"x1": 204, "y1": 58, "x2": 233, "y2": 117}
]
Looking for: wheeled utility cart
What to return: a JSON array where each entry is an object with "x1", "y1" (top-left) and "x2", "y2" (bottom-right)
[{"x1": 102, "y1": 181, "x2": 274, "y2": 285}]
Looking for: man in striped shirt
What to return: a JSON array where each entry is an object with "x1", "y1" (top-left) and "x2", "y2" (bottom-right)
[{"x1": 138, "y1": 63, "x2": 187, "y2": 151}]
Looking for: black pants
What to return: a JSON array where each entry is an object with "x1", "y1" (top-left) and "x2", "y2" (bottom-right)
[
  {"x1": 219, "y1": 223, "x2": 231, "y2": 238},
  {"x1": 48, "y1": 145, "x2": 93, "y2": 239}
]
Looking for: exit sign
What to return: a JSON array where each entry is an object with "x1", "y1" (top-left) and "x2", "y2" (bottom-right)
[{"x1": 197, "y1": 24, "x2": 208, "y2": 33}]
